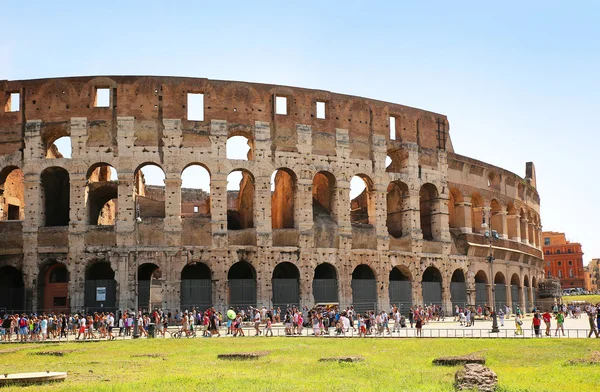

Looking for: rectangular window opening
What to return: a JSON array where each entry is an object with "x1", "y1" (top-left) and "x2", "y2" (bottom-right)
[
  {"x1": 7, "y1": 92, "x2": 20, "y2": 112},
  {"x1": 275, "y1": 96, "x2": 287, "y2": 115},
  {"x1": 95, "y1": 88, "x2": 110, "y2": 108},
  {"x1": 193, "y1": 206, "x2": 199, "y2": 213},
  {"x1": 390, "y1": 116, "x2": 396, "y2": 140},
  {"x1": 187, "y1": 93, "x2": 204, "y2": 121},
  {"x1": 316, "y1": 101, "x2": 326, "y2": 119}
]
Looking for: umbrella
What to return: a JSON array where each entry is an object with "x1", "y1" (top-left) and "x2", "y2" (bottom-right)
[{"x1": 227, "y1": 310, "x2": 236, "y2": 320}]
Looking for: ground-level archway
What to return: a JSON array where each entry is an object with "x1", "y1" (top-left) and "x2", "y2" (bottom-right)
[
  {"x1": 138, "y1": 263, "x2": 160, "y2": 312},
  {"x1": 450, "y1": 269, "x2": 467, "y2": 310},
  {"x1": 272, "y1": 262, "x2": 300, "y2": 309},
  {"x1": 180, "y1": 263, "x2": 212, "y2": 311},
  {"x1": 228, "y1": 262, "x2": 256, "y2": 309},
  {"x1": 351, "y1": 265, "x2": 377, "y2": 314},
  {"x1": 494, "y1": 272, "x2": 506, "y2": 311},
  {"x1": 84, "y1": 261, "x2": 117, "y2": 313},
  {"x1": 510, "y1": 273, "x2": 520, "y2": 315},
  {"x1": 422, "y1": 266, "x2": 443, "y2": 307},
  {"x1": 474, "y1": 270, "x2": 488, "y2": 307},
  {"x1": 313, "y1": 263, "x2": 338, "y2": 304},
  {"x1": 0, "y1": 266, "x2": 25, "y2": 313},
  {"x1": 389, "y1": 266, "x2": 412, "y2": 313},
  {"x1": 38, "y1": 262, "x2": 69, "y2": 314}
]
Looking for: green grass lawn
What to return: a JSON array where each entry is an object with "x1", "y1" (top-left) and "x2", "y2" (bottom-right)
[
  {"x1": 564, "y1": 294, "x2": 600, "y2": 304},
  {"x1": 1, "y1": 338, "x2": 599, "y2": 392}
]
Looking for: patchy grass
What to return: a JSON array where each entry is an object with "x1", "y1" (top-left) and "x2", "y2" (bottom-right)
[
  {"x1": 0, "y1": 338, "x2": 599, "y2": 391},
  {"x1": 564, "y1": 294, "x2": 600, "y2": 304}
]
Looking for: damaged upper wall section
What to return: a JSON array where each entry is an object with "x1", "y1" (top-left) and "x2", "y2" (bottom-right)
[{"x1": 0, "y1": 76, "x2": 452, "y2": 158}]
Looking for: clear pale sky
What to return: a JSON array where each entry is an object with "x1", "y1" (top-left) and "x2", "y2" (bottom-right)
[{"x1": 3, "y1": 1, "x2": 598, "y2": 263}]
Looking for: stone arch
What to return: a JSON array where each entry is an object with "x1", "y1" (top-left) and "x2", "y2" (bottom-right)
[
  {"x1": 448, "y1": 188, "x2": 464, "y2": 230},
  {"x1": 0, "y1": 265, "x2": 25, "y2": 313},
  {"x1": 419, "y1": 183, "x2": 439, "y2": 240},
  {"x1": 510, "y1": 273, "x2": 521, "y2": 314},
  {"x1": 134, "y1": 162, "x2": 166, "y2": 218},
  {"x1": 493, "y1": 271, "x2": 507, "y2": 310},
  {"x1": 38, "y1": 260, "x2": 69, "y2": 314},
  {"x1": 350, "y1": 174, "x2": 374, "y2": 225},
  {"x1": 313, "y1": 171, "x2": 338, "y2": 248},
  {"x1": 386, "y1": 181, "x2": 409, "y2": 238},
  {"x1": 474, "y1": 270, "x2": 488, "y2": 307},
  {"x1": 181, "y1": 163, "x2": 211, "y2": 216},
  {"x1": 272, "y1": 262, "x2": 300, "y2": 309},
  {"x1": 0, "y1": 166, "x2": 24, "y2": 221},
  {"x1": 180, "y1": 262, "x2": 212, "y2": 311},
  {"x1": 138, "y1": 262, "x2": 161, "y2": 312},
  {"x1": 84, "y1": 260, "x2": 117, "y2": 313},
  {"x1": 86, "y1": 163, "x2": 118, "y2": 225},
  {"x1": 46, "y1": 136, "x2": 72, "y2": 159},
  {"x1": 506, "y1": 202, "x2": 518, "y2": 240},
  {"x1": 313, "y1": 263, "x2": 339, "y2": 304},
  {"x1": 450, "y1": 269, "x2": 467, "y2": 310},
  {"x1": 386, "y1": 149, "x2": 408, "y2": 173},
  {"x1": 471, "y1": 192, "x2": 484, "y2": 233},
  {"x1": 490, "y1": 199, "x2": 503, "y2": 236},
  {"x1": 227, "y1": 135, "x2": 254, "y2": 160},
  {"x1": 351, "y1": 264, "x2": 377, "y2": 313},
  {"x1": 422, "y1": 266, "x2": 443, "y2": 306},
  {"x1": 227, "y1": 169, "x2": 255, "y2": 230},
  {"x1": 487, "y1": 171, "x2": 501, "y2": 190},
  {"x1": 227, "y1": 261, "x2": 257, "y2": 308},
  {"x1": 41, "y1": 166, "x2": 70, "y2": 227},
  {"x1": 271, "y1": 168, "x2": 296, "y2": 229},
  {"x1": 389, "y1": 265, "x2": 412, "y2": 313}
]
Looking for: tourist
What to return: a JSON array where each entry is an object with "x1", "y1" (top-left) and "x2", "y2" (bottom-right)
[
  {"x1": 542, "y1": 310, "x2": 552, "y2": 336},
  {"x1": 555, "y1": 311, "x2": 565, "y2": 337},
  {"x1": 253, "y1": 308, "x2": 261, "y2": 336},
  {"x1": 587, "y1": 311, "x2": 599, "y2": 338},
  {"x1": 415, "y1": 315, "x2": 423, "y2": 337},
  {"x1": 497, "y1": 308, "x2": 505, "y2": 327},
  {"x1": 532, "y1": 311, "x2": 541, "y2": 337},
  {"x1": 76, "y1": 315, "x2": 86, "y2": 340},
  {"x1": 514, "y1": 314, "x2": 523, "y2": 336},
  {"x1": 107, "y1": 312, "x2": 115, "y2": 340}
]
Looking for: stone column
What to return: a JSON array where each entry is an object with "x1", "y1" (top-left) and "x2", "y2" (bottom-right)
[
  {"x1": 210, "y1": 172, "x2": 227, "y2": 248},
  {"x1": 509, "y1": 214, "x2": 521, "y2": 242},
  {"x1": 163, "y1": 175, "x2": 182, "y2": 246},
  {"x1": 22, "y1": 171, "x2": 41, "y2": 312},
  {"x1": 116, "y1": 172, "x2": 135, "y2": 247},
  {"x1": 404, "y1": 189, "x2": 422, "y2": 239},
  {"x1": 472, "y1": 207, "x2": 483, "y2": 234},
  {"x1": 528, "y1": 223, "x2": 536, "y2": 247},
  {"x1": 336, "y1": 178, "x2": 352, "y2": 250},
  {"x1": 68, "y1": 171, "x2": 87, "y2": 311},
  {"x1": 519, "y1": 284, "x2": 526, "y2": 312},
  {"x1": 456, "y1": 198, "x2": 473, "y2": 233},
  {"x1": 434, "y1": 192, "x2": 451, "y2": 242},
  {"x1": 520, "y1": 217, "x2": 529, "y2": 245},
  {"x1": 372, "y1": 183, "x2": 388, "y2": 249}
]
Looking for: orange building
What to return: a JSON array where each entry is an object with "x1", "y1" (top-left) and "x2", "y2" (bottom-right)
[
  {"x1": 584, "y1": 259, "x2": 599, "y2": 293},
  {"x1": 542, "y1": 231, "x2": 585, "y2": 289}
]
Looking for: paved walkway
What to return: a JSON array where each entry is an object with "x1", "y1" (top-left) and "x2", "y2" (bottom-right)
[{"x1": 1, "y1": 315, "x2": 597, "y2": 342}]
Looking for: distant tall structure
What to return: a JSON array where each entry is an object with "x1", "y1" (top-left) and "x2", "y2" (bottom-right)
[
  {"x1": 584, "y1": 258, "x2": 599, "y2": 293},
  {"x1": 542, "y1": 231, "x2": 585, "y2": 289}
]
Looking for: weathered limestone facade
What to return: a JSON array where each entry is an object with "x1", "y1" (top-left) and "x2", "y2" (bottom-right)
[{"x1": 0, "y1": 76, "x2": 544, "y2": 314}]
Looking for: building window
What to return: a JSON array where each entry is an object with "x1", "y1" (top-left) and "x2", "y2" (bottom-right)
[
  {"x1": 94, "y1": 88, "x2": 110, "y2": 107},
  {"x1": 558, "y1": 261, "x2": 562, "y2": 266},
  {"x1": 547, "y1": 271, "x2": 552, "y2": 278},
  {"x1": 568, "y1": 260, "x2": 572, "y2": 266},
  {"x1": 567, "y1": 249, "x2": 572, "y2": 254},
  {"x1": 390, "y1": 116, "x2": 396, "y2": 140},
  {"x1": 193, "y1": 206, "x2": 199, "y2": 213},
  {"x1": 187, "y1": 93, "x2": 204, "y2": 121},
  {"x1": 544, "y1": 237, "x2": 550, "y2": 246},
  {"x1": 558, "y1": 270, "x2": 563, "y2": 278},
  {"x1": 556, "y1": 249, "x2": 561, "y2": 254},
  {"x1": 6, "y1": 92, "x2": 20, "y2": 112},
  {"x1": 275, "y1": 96, "x2": 287, "y2": 115},
  {"x1": 569, "y1": 269, "x2": 573, "y2": 278},
  {"x1": 545, "y1": 250, "x2": 550, "y2": 255},
  {"x1": 316, "y1": 101, "x2": 326, "y2": 119}
]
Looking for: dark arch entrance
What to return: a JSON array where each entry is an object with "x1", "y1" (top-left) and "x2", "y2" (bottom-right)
[
  {"x1": 351, "y1": 265, "x2": 377, "y2": 314},
  {"x1": 84, "y1": 262, "x2": 117, "y2": 313},
  {"x1": 474, "y1": 270, "x2": 488, "y2": 307},
  {"x1": 38, "y1": 262, "x2": 69, "y2": 314},
  {"x1": 389, "y1": 266, "x2": 412, "y2": 313},
  {"x1": 422, "y1": 266, "x2": 442, "y2": 307},
  {"x1": 0, "y1": 266, "x2": 25, "y2": 314},
  {"x1": 313, "y1": 263, "x2": 338, "y2": 304},
  {"x1": 41, "y1": 167, "x2": 70, "y2": 227},
  {"x1": 510, "y1": 274, "x2": 520, "y2": 315},
  {"x1": 228, "y1": 262, "x2": 256, "y2": 309},
  {"x1": 494, "y1": 272, "x2": 507, "y2": 311},
  {"x1": 138, "y1": 263, "x2": 160, "y2": 312},
  {"x1": 180, "y1": 263, "x2": 212, "y2": 311},
  {"x1": 272, "y1": 262, "x2": 300, "y2": 309},
  {"x1": 450, "y1": 269, "x2": 467, "y2": 310}
]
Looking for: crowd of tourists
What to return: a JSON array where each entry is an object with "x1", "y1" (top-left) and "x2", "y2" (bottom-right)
[{"x1": 2, "y1": 302, "x2": 599, "y2": 342}]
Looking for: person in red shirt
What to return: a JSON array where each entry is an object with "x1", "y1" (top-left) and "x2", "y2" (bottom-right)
[
  {"x1": 532, "y1": 311, "x2": 542, "y2": 337},
  {"x1": 542, "y1": 310, "x2": 552, "y2": 336}
]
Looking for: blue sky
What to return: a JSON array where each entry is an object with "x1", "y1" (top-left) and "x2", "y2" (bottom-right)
[{"x1": 3, "y1": 1, "x2": 599, "y2": 263}]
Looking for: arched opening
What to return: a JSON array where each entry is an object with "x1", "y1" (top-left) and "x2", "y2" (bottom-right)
[
  {"x1": 0, "y1": 167, "x2": 24, "y2": 221},
  {"x1": 422, "y1": 266, "x2": 443, "y2": 306},
  {"x1": 135, "y1": 163, "x2": 166, "y2": 218},
  {"x1": 272, "y1": 262, "x2": 300, "y2": 309},
  {"x1": 351, "y1": 264, "x2": 377, "y2": 313},
  {"x1": 227, "y1": 169, "x2": 255, "y2": 230},
  {"x1": 228, "y1": 261, "x2": 256, "y2": 309},
  {"x1": 510, "y1": 273, "x2": 520, "y2": 315},
  {"x1": 450, "y1": 269, "x2": 467, "y2": 310},
  {"x1": 490, "y1": 199, "x2": 503, "y2": 236},
  {"x1": 419, "y1": 183, "x2": 438, "y2": 240},
  {"x1": 226, "y1": 135, "x2": 253, "y2": 160},
  {"x1": 517, "y1": 183, "x2": 525, "y2": 199},
  {"x1": 471, "y1": 193, "x2": 484, "y2": 234},
  {"x1": 138, "y1": 263, "x2": 161, "y2": 312},
  {"x1": 181, "y1": 164, "x2": 211, "y2": 216},
  {"x1": 46, "y1": 136, "x2": 72, "y2": 159},
  {"x1": 86, "y1": 163, "x2": 118, "y2": 225},
  {"x1": 350, "y1": 175, "x2": 373, "y2": 225},
  {"x1": 448, "y1": 188, "x2": 464, "y2": 230},
  {"x1": 389, "y1": 266, "x2": 412, "y2": 313},
  {"x1": 313, "y1": 171, "x2": 338, "y2": 248},
  {"x1": 524, "y1": 275, "x2": 530, "y2": 312},
  {"x1": 313, "y1": 263, "x2": 338, "y2": 304},
  {"x1": 0, "y1": 266, "x2": 25, "y2": 313},
  {"x1": 271, "y1": 169, "x2": 296, "y2": 229},
  {"x1": 386, "y1": 149, "x2": 408, "y2": 173},
  {"x1": 474, "y1": 270, "x2": 488, "y2": 307},
  {"x1": 506, "y1": 202, "x2": 517, "y2": 240},
  {"x1": 180, "y1": 263, "x2": 212, "y2": 311},
  {"x1": 386, "y1": 181, "x2": 409, "y2": 238},
  {"x1": 38, "y1": 262, "x2": 69, "y2": 314},
  {"x1": 519, "y1": 208, "x2": 528, "y2": 243},
  {"x1": 41, "y1": 167, "x2": 70, "y2": 227},
  {"x1": 494, "y1": 272, "x2": 506, "y2": 311},
  {"x1": 487, "y1": 171, "x2": 500, "y2": 190},
  {"x1": 84, "y1": 261, "x2": 117, "y2": 313}
]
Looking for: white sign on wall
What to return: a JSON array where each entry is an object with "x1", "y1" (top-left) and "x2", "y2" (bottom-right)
[{"x1": 96, "y1": 287, "x2": 106, "y2": 302}]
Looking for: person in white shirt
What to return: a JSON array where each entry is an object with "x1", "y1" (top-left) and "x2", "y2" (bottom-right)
[
  {"x1": 254, "y1": 309, "x2": 262, "y2": 336},
  {"x1": 107, "y1": 313, "x2": 115, "y2": 340}
]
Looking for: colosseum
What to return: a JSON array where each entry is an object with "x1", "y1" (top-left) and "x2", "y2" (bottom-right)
[{"x1": 0, "y1": 76, "x2": 544, "y2": 315}]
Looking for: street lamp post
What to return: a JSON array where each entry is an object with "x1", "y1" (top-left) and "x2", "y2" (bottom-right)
[{"x1": 482, "y1": 207, "x2": 500, "y2": 333}]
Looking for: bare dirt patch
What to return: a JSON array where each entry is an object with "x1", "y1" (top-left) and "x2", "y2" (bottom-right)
[
  {"x1": 433, "y1": 354, "x2": 486, "y2": 366},
  {"x1": 319, "y1": 356, "x2": 364, "y2": 363},
  {"x1": 217, "y1": 351, "x2": 268, "y2": 360},
  {"x1": 566, "y1": 351, "x2": 600, "y2": 365}
]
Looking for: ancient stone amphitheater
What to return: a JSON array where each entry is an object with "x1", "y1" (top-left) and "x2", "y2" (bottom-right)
[{"x1": 0, "y1": 76, "x2": 544, "y2": 315}]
